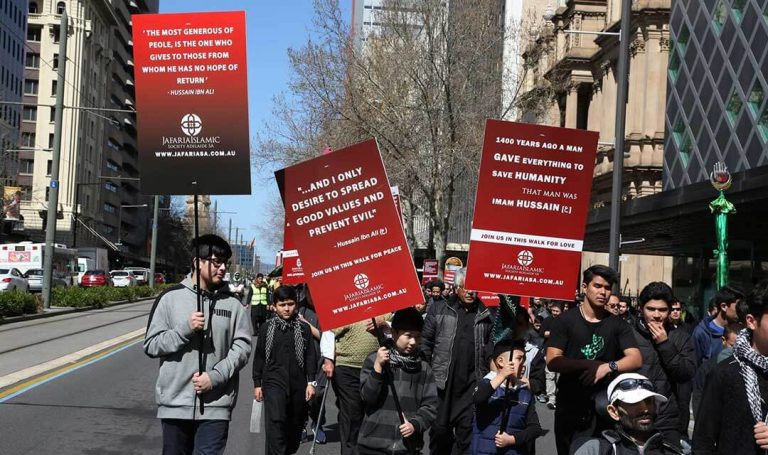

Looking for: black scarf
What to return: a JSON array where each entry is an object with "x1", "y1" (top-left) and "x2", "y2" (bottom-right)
[
  {"x1": 265, "y1": 316, "x2": 305, "y2": 370},
  {"x1": 388, "y1": 348, "x2": 421, "y2": 372},
  {"x1": 733, "y1": 328, "x2": 768, "y2": 422}
]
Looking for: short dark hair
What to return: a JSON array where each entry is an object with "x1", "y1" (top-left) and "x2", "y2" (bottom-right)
[
  {"x1": 582, "y1": 265, "x2": 618, "y2": 286},
  {"x1": 427, "y1": 280, "x2": 445, "y2": 292},
  {"x1": 256, "y1": 273, "x2": 264, "y2": 278},
  {"x1": 550, "y1": 301, "x2": 564, "y2": 310},
  {"x1": 391, "y1": 307, "x2": 424, "y2": 332},
  {"x1": 746, "y1": 280, "x2": 768, "y2": 320},
  {"x1": 272, "y1": 285, "x2": 297, "y2": 304},
  {"x1": 191, "y1": 234, "x2": 232, "y2": 260},
  {"x1": 715, "y1": 286, "x2": 744, "y2": 310},
  {"x1": 492, "y1": 339, "x2": 526, "y2": 360},
  {"x1": 638, "y1": 282, "x2": 675, "y2": 307},
  {"x1": 724, "y1": 322, "x2": 744, "y2": 338}
]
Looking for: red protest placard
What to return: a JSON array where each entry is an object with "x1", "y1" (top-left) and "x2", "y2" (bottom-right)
[
  {"x1": 281, "y1": 221, "x2": 305, "y2": 285},
  {"x1": 423, "y1": 259, "x2": 439, "y2": 278},
  {"x1": 277, "y1": 139, "x2": 422, "y2": 329},
  {"x1": 465, "y1": 120, "x2": 598, "y2": 301},
  {"x1": 477, "y1": 292, "x2": 500, "y2": 307},
  {"x1": 133, "y1": 12, "x2": 251, "y2": 195}
]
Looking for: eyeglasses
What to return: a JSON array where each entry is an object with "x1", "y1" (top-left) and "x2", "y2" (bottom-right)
[
  {"x1": 670, "y1": 308, "x2": 682, "y2": 312},
  {"x1": 615, "y1": 378, "x2": 655, "y2": 393},
  {"x1": 608, "y1": 304, "x2": 619, "y2": 309},
  {"x1": 202, "y1": 257, "x2": 230, "y2": 268}
]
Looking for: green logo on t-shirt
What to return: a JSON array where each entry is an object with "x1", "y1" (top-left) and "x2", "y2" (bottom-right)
[{"x1": 580, "y1": 334, "x2": 605, "y2": 360}]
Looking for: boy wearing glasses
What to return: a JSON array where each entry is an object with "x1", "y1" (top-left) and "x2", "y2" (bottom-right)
[
  {"x1": 144, "y1": 234, "x2": 252, "y2": 454},
  {"x1": 572, "y1": 373, "x2": 682, "y2": 454}
]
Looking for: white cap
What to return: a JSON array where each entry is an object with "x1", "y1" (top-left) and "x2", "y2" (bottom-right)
[{"x1": 607, "y1": 373, "x2": 668, "y2": 405}]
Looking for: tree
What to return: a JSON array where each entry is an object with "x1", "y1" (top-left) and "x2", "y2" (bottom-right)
[{"x1": 256, "y1": 0, "x2": 532, "y2": 265}]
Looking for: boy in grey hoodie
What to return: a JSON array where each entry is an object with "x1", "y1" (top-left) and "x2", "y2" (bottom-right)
[{"x1": 144, "y1": 234, "x2": 252, "y2": 454}]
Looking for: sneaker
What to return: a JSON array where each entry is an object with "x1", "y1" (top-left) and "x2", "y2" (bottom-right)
[
  {"x1": 301, "y1": 428, "x2": 308, "y2": 441},
  {"x1": 546, "y1": 402, "x2": 556, "y2": 410},
  {"x1": 536, "y1": 394, "x2": 547, "y2": 403},
  {"x1": 315, "y1": 429, "x2": 327, "y2": 444}
]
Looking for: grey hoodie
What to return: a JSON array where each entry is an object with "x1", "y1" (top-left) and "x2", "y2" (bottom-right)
[{"x1": 144, "y1": 276, "x2": 252, "y2": 420}]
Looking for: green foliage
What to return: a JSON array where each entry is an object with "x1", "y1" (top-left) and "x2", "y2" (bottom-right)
[{"x1": 0, "y1": 291, "x2": 38, "y2": 317}]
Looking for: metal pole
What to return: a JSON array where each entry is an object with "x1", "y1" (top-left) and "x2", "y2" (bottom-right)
[
  {"x1": 42, "y1": 12, "x2": 68, "y2": 310},
  {"x1": 149, "y1": 195, "x2": 159, "y2": 289},
  {"x1": 193, "y1": 193, "x2": 204, "y2": 415},
  {"x1": 212, "y1": 200, "x2": 218, "y2": 235},
  {"x1": 73, "y1": 183, "x2": 80, "y2": 248},
  {"x1": 608, "y1": 0, "x2": 632, "y2": 276},
  {"x1": 117, "y1": 206, "x2": 122, "y2": 245},
  {"x1": 228, "y1": 218, "x2": 232, "y2": 244}
]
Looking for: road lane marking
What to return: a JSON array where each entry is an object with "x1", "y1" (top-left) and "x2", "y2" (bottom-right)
[{"x1": 0, "y1": 328, "x2": 145, "y2": 402}]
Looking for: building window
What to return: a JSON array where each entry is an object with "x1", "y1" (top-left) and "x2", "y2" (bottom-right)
[
  {"x1": 29, "y1": 2, "x2": 38, "y2": 14},
  {"x1": 712, "y1": 0, "x2": 728, "y2": 33},
  {"x1": 23, "y1": 106, "x2": 37, "y2": 121},
  {"x1": 668, "y1": 48, "x2": 681, "y2": 82},
  {"x1": 21, "y1": 132, "x2": 36, "y2": 147},
  {"x1": 106, "y1": 160, "x2": 120, "y2": 172},
  {"x1": 676, "y1": 23, "x2": 690, "y2": 54},
  {"x1": 758, "y1": 108, "x2": 768, "y2": 142},
  {"x1": 726, "y1": 90, "x2": 743, "y2": 126},
  {"x1": 104, "y1": 203, "x2": 116, "y2": 214},
  {"x1": 52, "y1": 53, "x2": 59, "y2": 70},
  {"x1": 48, "y1": 133, "x2": 54, "y2": 149},
  {"x1": 46, "y1": 160, "x2": 52, "y2": 175},
  {"x1": 105, "y1": 181, "x2": 119, "y2": 193},
  {"x1": 49, "y1": 107, "x2": 56, "y2": 122},
  {"x1": 56, "y1": 2, "x2": 66, "y2": 15},
  {"x1": 24, "y1": 79, "x2": 38, "y2": 95},
  {"x1": 748, "y1": 83, "x2": 764, "y2": 118},
  {"x1": 732, "y1": 0, "x2": 747, "y2": 21},
  {"x1": 51, "y1": 80, "x2": 57, "y2": 96},
  {"x1": 19, "y1": 159, "x2": 34, "y2": 174},
  {"x1": 27, "y1": 26, "x2": 41, "y2": 42},
  {"x1": 19, "y1": 186, "x2": 32, "y2": 201},
  {"x1": 25, "y1": 53, "x2": 40, "y2": 68}
]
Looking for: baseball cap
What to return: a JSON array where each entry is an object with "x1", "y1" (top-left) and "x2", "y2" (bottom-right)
[{"x1": 606, "y1": 373, "x2": 668, "y2": 405}]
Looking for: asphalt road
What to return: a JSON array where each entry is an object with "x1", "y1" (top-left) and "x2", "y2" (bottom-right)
[{"x1": 0, "y1": 306, "x2": 557, "y2": 454}]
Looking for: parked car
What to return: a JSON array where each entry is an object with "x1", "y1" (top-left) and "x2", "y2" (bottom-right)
[
  {"x1": 0, "y1": 268, "x2": 29, "y2": 292},
  {"x1": 23, "y1": 268, "x2": 68, "y2": 292},
  {"x1": 80, "y1": 270, "x2": 113, "y2": 287},
  {"x1": 110, "y1": 270, "x2": 137, "y2": 288},
  {"x1": 154, "y1": 273, "x2": 166, "y2": 285}
]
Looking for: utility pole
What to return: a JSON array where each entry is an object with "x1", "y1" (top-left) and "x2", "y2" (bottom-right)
[
  {"x1": 212, "y1": 200, "x2": 218, "y2": 236},
  {"x1": 149, "y1": 195, "x2": 159, "y2": 289},
  {"x1": 42, "y1": 12, "x2": 67, "y2": 309},
  {"x1": 228, "y1": 218, "x2": 232, "y2": 244},
  {"x1": 608, "y1": 0, "x2": 632, "y2": 276}
]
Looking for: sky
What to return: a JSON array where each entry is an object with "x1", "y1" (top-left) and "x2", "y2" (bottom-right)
[{"x1": 158, "y1": 1, "x2": 351, "y2": 268}]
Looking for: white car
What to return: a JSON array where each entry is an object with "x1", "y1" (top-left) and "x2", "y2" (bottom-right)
[
  {"x1": 0, "y1": 268, "x2": 29, "y2": 292},
  {"x1": 110, "y1": 270, "x2": 137, "y2": 288}
]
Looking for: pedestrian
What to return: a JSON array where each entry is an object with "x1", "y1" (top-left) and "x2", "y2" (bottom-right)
[
  {"x1": 692, "y1": 279, "x2": 768, "y2": 454},
  {"x1": 422, "y1": 267, "x2": 493, "y2": 454},
  {"x1": 571, "y1": 373, "x2": 683, "y2": 454},
  {"x1": 471, "y1": 339, "x2": 543, "y2": 455},
  {"x1": 691, "y1": 285, "x2": 744, "y2": 367},
  {"x1": 427, "y1": 280, "x2": 446, "y2": 310},
  {"x1": 690, "y1": 321, "x2": 744, "y2": 417},
  {"x1": 295, "y1": 283, "x2": 324, "y2": 441},
  {"x1": 326, "y1": 316, "x2": 390, "y2": 455},
  {"x1": 546, "y1": 265, "x2": 642, "y2": 455},
  {"x1": 607, "y1": 295, "x2": 621, "y2": 316},
  {"x1": 541, "y1": 301, "x2": 563, "y2": 410},
  {"x1": 668, "y1": 300, "x2": 694, "y2": 334},
  {"x1": 143, "y1": 234, "x2": 252, "y2": 455},
  {"x1": 617, "y1": 299, "x2": 634, "y2": 324},
  {"x1": 358, "y1": 308, "x2": 438, "y2": 454},
  {"x1": 629, "y1": 282, "x2": 695, "y2": 448},
  {"x1": 252, "y1": 285, "x2": 317, "y2": 455},
  {"x1": 250, "y1": 273, "x2": 271, "y2": 335}
]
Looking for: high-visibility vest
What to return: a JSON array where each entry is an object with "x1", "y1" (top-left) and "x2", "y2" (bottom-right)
[{"x1": 251, "y1": 284, "x2": 269, "y2": 306}]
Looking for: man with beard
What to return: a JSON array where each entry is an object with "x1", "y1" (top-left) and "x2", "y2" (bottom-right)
[
  {"x1": 692, "y1": 280, "x2": 768, "y2": 454},
  {"x1": 607, "y1": 295, "x2": 621, "y2": 316},
  {"x1": 546, "y1": 265, "x2": 642, "y2": 455},
  {"x1": 629, "y1": 282, "x2": 695, "y2": 449},
  {"x1": 572, "y1": 373, "x2": 682, "y2": 454},
  {"x1": 422, "y1": 268, "x2": 493, "y2": 454}
]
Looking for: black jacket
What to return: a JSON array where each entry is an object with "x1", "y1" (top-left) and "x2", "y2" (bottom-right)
[
  {"x1": 631, "y1": 319, "x2": 695, "y2": 443},
  {"x1": 421, "y1": 295, "x2": 493, "y2": 389},
  {"x1": 692, "y1": 355, "x2": 768, "y2": 454},
  {"x1": 572, "y1": 430, "x2": 683, "y2": 455}
]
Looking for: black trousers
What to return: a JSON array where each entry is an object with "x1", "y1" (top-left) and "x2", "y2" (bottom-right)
[
  {"x1": 430, "y1": 389, "x2": 473, "y2": 455},
  {"x1": 250, "y1": 305, "x2": 267, "y2": 336},
  {"x1": 263, "y1": 386, "x2": 307, "y2": 455},
  {"x1": 554, "y1": 405, "x2": 597, "y2": 455},
  {"x1": 332, "y1": 365, "x2": 364, "y2": 455},
  {"x1": 161, "y1": 419, "x2": 229, "y2": 455}
]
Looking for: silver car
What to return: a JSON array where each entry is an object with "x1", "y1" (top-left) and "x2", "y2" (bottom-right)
[
  {"x1": 23, "y1": 268, "x2": 68, "y2": 292},
  {"x1": 0, "y1": 268, "x2": 29, "y2": 292}
]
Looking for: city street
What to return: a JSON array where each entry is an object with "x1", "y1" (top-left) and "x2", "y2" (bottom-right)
[{"x1": 0, "y1": 306, "x2": 556, "y2": 454}]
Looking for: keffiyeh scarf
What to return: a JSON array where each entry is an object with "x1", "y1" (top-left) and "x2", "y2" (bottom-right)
[
  {"x1": 388, "y1": 348, "x2": 421, "y2": 372},
  {"x1": 265, "y1": 316, "x2": 305, "y2": 370},
  {"x1": 733, "y1": 328, "x2": 768, "y2": 422}
]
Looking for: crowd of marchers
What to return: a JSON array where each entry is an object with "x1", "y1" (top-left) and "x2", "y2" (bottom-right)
[{"x1": 142, "y1": 234, "x2": 768, "y2": 455}]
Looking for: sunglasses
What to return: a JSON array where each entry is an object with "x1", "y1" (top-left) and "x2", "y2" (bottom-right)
[
  {"x1": 615, "y1": 378, "x2": 655, "y2": 393},
  {"x1": 608, "y1": 304, "x2": 619, "y2": 309}
]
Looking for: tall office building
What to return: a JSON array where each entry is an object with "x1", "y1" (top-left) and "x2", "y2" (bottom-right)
[{"x1": 0, "y1": 0, "x2": 26, "y2": 191}]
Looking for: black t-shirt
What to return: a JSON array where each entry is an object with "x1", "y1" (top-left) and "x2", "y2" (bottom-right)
[
  {"x1": 540, "y1": 316, "x2": 559, "y2": 344},
  {"x1": 548, "y1": 307, "x2": 638, "y2": 409}
]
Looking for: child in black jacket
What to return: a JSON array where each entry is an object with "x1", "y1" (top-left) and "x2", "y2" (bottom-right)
[
  {"x1": 358, "y1": 307, "x2": 438, "y2": 454},
  {"x1": 253, "y1": 285, "x2": 317, "y2": 455}
]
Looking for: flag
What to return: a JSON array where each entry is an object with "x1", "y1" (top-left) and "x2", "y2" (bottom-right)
[{"x1": 249, "y1": 237, "x2": 255, "y2": 249}]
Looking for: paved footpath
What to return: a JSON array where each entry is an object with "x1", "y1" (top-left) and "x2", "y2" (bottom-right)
[{"x1": 0, "y1": 305, "x2": 557, "y2": 454}]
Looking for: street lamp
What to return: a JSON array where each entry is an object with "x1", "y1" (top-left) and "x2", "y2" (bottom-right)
[{"x1": 116, "y1": 204, "x2": 148, "y2": 247}]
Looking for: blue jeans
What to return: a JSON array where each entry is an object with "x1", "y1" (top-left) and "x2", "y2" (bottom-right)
[{"x1": 161, "y1": 419, "x2": 229, "y2": 455}]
